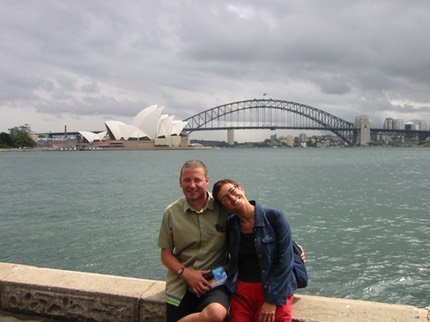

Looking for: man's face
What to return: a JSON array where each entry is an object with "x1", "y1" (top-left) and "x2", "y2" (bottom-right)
[{"x1": 179, "y1": 167, "x2": 209, "y2": 203}]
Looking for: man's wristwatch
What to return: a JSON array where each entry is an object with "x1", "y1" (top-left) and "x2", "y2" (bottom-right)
[{"x1": 177, "y1": 267, "x2": 185, "y2": 276}]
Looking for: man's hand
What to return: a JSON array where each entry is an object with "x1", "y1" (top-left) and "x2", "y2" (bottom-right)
[
  {"x1": 182, "y1": 268, "x2": 213, "y2": 296},
  {"x1": 297, "y1": 244, "x2": 306, "y2": 264}
]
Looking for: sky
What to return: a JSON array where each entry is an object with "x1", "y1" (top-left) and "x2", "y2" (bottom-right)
[{"x1": 1, "y1": 0, "x2": 430, "y2": 142}]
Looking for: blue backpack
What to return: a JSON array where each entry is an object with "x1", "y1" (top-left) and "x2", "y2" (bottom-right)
[{"x1": 292, "y1": 241, "x2": 308, "y2": 288}]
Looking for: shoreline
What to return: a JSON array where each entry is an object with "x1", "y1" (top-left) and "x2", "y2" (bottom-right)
[
  {"x1": 1, "y1": 144, "x2": 429, "y2": 153},
  {"x1": 0, "y1": 146, "x2": 213, "y2": 152}
]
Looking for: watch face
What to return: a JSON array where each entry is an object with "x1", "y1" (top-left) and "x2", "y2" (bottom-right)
[{"x1": 178, "y1": 268, "x2": 184, "y2": 275}]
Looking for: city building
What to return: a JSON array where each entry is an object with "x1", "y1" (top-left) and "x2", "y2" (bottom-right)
[
  {"x1": 404, "y1": 121, "x2": 418, "y2": 131},
  {"x1": 299, "y1": 133, "x2": 307, "y2": 147}
]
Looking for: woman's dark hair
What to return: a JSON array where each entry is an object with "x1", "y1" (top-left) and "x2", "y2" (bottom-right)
[{"x1": 212, "y1": 178, "x2": 240, "y2": 204}]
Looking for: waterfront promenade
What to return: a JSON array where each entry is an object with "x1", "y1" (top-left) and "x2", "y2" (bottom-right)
[{"x1": 0, "y1": 262, "x2": 428, "y2": 322}]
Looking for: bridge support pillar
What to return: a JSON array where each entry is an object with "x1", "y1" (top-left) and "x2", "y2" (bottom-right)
[
  {"x1": 354, "y1": 115, "x2": 371, "y2": 145},
  {"x1": 227, "y1": 129, "x2": 234, "y2": 145}
]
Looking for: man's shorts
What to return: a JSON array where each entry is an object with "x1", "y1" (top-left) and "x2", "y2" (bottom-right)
[{"x1": 166, "y1": 286, "x2": 230, "y2": 322}]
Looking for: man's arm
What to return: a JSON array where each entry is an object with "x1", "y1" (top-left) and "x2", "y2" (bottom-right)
[
  {"x1": 160, "y1": 248, "x2": 213, "y2": 295},
  {"x1": 160, "y1": 248, "x2": 185, "y2": 276}
]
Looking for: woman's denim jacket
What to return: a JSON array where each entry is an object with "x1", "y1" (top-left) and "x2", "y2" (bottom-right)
[{"x1": 226, "y1": 201, "x2": 297, "y2": 305}]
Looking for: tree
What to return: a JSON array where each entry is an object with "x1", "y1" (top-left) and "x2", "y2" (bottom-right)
[
  {"x1": 11, "y1": 130, "x2": 36, "y2": 148},
  {"x1": 0, "y1": 132, "x2": 13, "y2": 148},
  {"x1": 5, "y1": 125, "x2": 37, "y2": 148}
]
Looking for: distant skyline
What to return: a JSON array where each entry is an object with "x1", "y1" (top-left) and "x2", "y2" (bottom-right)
[{"x1": 1, "y1": 1, "x2": 430, "y2": 142}]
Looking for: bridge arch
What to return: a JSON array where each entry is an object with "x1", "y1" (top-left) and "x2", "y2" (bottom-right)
[{"x1": 183, "y1": 99, "x2": 357, "y2": 144}]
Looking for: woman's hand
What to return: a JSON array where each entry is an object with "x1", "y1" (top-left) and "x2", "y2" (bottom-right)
[{"x1": 259, "y1": 302, "x2": 276, "y2": 322}]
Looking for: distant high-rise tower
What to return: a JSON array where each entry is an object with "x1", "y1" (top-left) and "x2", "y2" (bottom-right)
[
  {"x1": 299, "y1": 133, "x2": 307, "y2": 143},
  {"x1": 286, "y1": 135, "x2": 294, "y2": 147},
  {"x1": 384, "y1": 118, "x2": 393, "y2": 129},
  {"x1": 393, "y1": 119, "x2": 404, "y2": 130}
]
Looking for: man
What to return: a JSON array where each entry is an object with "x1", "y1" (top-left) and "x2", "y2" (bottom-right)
[{"x1": 158, "y1": 160, "x2": 230, "y2": 322}]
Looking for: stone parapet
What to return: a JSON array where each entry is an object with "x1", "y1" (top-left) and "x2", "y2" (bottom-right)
[
  {"x1": 0, "y1": 262, "x2": 428, "y2": 322},
  {"x1": 0, "y1": 262, "x2": 165, "y2": 321}
]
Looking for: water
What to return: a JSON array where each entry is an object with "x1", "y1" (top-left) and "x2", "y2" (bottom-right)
[{"x1": 0, "y1": 148, "x2": 429, "y2": 308}]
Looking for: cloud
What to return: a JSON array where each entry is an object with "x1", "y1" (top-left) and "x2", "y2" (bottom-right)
[{"x1": 1, "y1": 0, "x2": 429, "y2": 140}]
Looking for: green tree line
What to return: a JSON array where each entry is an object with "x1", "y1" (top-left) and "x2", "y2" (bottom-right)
[{"x1": 0, "y1": 128, "x2": 36, "y2": 149}]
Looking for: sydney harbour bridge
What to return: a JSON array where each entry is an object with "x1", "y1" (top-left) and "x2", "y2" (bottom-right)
[{"x1": 183, "y1": 99, "x2": 430, "y2": 145}]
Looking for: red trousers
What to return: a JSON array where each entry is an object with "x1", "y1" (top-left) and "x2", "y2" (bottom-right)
[{"x1": 230, "y1": 280, "x2": 294, "y2": 322}]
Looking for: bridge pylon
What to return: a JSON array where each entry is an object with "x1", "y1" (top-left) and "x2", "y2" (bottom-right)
[
  {"x1": 227, "y1": 129, "x2": 234, "y2": 145},
  {"x1": 354, "y1": 115, "x2": 371, "y2": 145}
]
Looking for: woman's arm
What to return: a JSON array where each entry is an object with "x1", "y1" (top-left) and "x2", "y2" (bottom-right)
[{"x1": 263, "y1": 208, "x2": 295, "y2": 305}]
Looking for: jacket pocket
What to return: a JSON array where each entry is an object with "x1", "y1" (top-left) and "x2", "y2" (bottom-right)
[{"x1": 261, "y1": 235, "x2": 274, "y2": 243}]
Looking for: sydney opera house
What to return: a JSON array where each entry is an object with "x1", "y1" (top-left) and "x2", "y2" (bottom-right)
[{"x1": 77, "y1": 105, "x2": 191, "y2": 150}]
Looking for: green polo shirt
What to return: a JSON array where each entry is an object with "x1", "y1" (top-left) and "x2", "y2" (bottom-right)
[{"x1": 157, "y1": 192, "x2": 228, "y2": 306}]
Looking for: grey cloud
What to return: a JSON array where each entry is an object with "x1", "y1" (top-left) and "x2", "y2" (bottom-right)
[
  {"x1": 320, "y1": 77, "x2": 351, "y2": 95},
  {"x1": 0, "y1": 0, "x2": 429, "y2": 134}
]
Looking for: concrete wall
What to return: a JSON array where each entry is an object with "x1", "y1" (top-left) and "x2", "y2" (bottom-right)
[{"x1": 0, "y1": 262, "x2": 428, "y2": 322}]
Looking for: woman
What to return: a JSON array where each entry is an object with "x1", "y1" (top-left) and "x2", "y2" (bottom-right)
[{"x1": 212, "y1": 179, "x2": 297, "y2": 322}]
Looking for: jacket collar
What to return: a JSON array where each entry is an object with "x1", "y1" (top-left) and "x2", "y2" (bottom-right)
[{"x1": 250, "y1": 200, "x2": 265, "y2": 227}]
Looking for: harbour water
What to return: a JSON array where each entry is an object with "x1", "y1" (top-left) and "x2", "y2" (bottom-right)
[{"x1": 0, "y1": 147, "x2": 429, "y2": 308}]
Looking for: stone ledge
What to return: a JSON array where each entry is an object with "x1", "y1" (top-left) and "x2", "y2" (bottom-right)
[
  {"x1": 292, "y1": 295, "x2": 428, "y2": 322},
  {"x1": 0, "y1": 262, "x2": 428, "y2": 322},
  {"x1": 0, "y1": 262, "x2": 165, "y2": 322}
]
